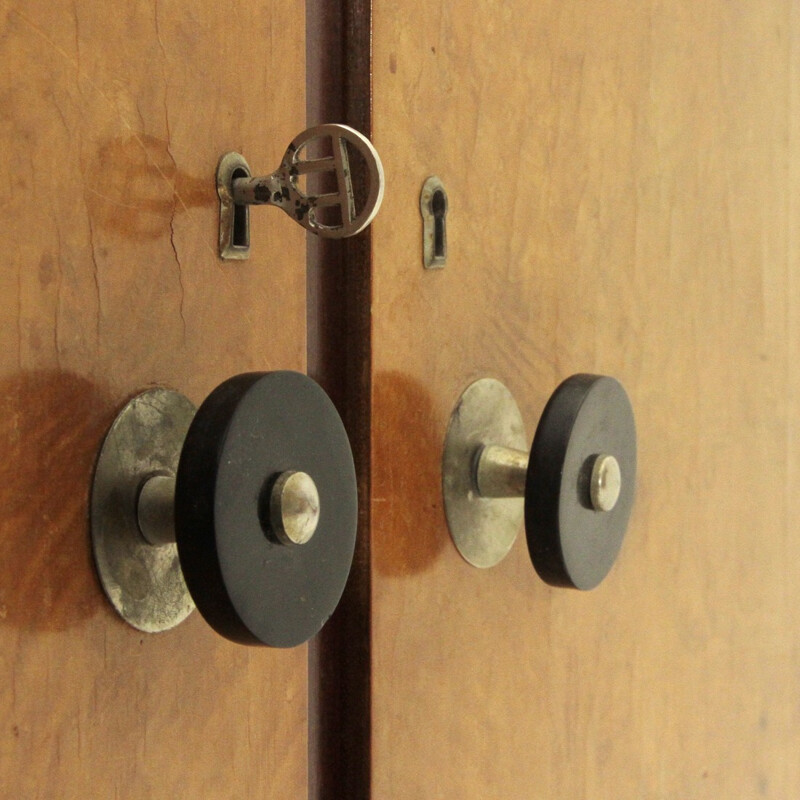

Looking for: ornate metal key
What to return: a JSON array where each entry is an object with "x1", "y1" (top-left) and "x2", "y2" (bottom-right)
[{"x1": 217, "y1": 124, "x2": 384, "y2": 259}]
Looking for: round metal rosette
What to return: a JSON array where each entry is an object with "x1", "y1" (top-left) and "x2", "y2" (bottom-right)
[
  {"x1": 91, "y1": 389, "x2": 196, "y2": 633},
  {"x1": 442, "y1": 378, "x2": 527, "y2": 569}
]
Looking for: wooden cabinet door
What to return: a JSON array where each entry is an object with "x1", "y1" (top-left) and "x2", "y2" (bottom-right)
[
  {"x1": 349, "y1": 2, "x2": 800, "y2": 798},
  {"x1": 0, "y1": 2, "x2": 308, "y2": 796}
]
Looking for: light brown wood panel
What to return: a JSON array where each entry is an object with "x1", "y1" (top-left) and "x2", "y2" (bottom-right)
[
  {"x1": 366, "y1": 2, "x2": 800, "y2": 798},
  {"x1": 0, "y1": 1, "x2": 308, "y2": 796}
]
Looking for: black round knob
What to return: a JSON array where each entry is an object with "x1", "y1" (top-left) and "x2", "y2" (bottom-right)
[
  {"x1": 174, "y1": 371, "x2": 357, "y2": 647},
  {"x1": 525, "y1": 374, "x2": 636, "y2": 590}
]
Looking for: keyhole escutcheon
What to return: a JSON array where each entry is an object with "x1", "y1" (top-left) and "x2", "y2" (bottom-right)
[{"x1": 421, "y1": 176, "x2": 448, "y2": 269}]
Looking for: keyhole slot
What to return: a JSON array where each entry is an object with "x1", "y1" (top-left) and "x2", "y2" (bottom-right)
[
  {"x1": 231, "y1": 167, "x2": 250, "y2": 249},
  {"x1": 431, "y1": 189, "x2": 447, "y2": 261},
  {"x1": 420, "y1": 177, "x2": 448, "y2": 269},
  {"x1": 217, "y1": 152, "x2": 253, "y2": 260}
]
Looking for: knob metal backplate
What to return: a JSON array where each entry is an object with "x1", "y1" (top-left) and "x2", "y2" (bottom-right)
[
  {"x1": 442, "y1": 378, "x2": 528, "y2": 568},
  {"x1": 90, "y1": 389, "x2": 196, "y2": 633}
]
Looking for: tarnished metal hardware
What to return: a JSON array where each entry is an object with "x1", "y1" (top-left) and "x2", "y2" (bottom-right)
[
  {"x1": 589, "y1": 454, "x2": 622, "y2": 512},
  {"x1": 91, "y1": 372, "x2": 358, "y2": 646},
  {"x1": 420, "y1": 176, "x2": 448, "y2": 269},
  {"x1": 442, "y1": 375, "x2": 637, "y2": 589},
  {"x1": 135, "y1": 465, "x2": 322, "y2": 550},
  {"x1": 268, "y1": 470, "x2": 321, "y2": 547},
  {"x1": 216, "y1": 152, "x2": 253, "y2": 260},
  {"x1": 217, "y1": 124, "x2": 385, "y2": 259},
  {"x1": 137, "y1": 473, "x2": 179, "y2": 547},
  {"x1": 91, "y1": 389, "x2": 196, "y2": 633},
  {"x1": 442, "y1": 379, "x2": 527, "y2": 568},
  {"x1": 474, "y1": 444, "x2": 529, "y2": 498}
]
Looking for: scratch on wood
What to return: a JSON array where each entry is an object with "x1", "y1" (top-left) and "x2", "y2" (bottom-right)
[
  {"x1": 72, "y1": 0, "x2": 81, "y2": 90},
  {"x1": 85, "y1": 186, "x2": 172, "y2": 217},
  {"x1": 155, "y1": 0, "x2": 187, "y2": 339},
  {"x1": 153, "y1": 0, "x2": 167, "y2": 61},
  {"x1": 169, "y1": 216, "x2": 187, "y2": 340},
  {"x1": 84, "y1": 192, "x2": 102, "y2": 341},
  {"x1": 51, "y1": 89, "x2": 71, "y2": 133}
]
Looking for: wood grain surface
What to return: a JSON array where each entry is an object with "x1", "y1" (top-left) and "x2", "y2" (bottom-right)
[
  {"x1": 365, "y1": 2, "x2": 800, "y2": 798},
  {"x1": 0, "y1": 1, "x2": 308, "y2": 797}
]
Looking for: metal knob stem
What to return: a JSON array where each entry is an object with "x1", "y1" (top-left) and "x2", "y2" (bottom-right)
[
  {"x1": 137, "y1": 474, "x2": 177, "y2": 547},
  {"x1": 473, "y1": 445, "x2": 529, "y2": 498},
  {"x1": 473, "y1": 444, "x2": 622, "y2": 513}
]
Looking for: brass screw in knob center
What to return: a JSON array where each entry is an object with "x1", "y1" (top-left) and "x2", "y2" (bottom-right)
[
  {"x1": 589, "y1": 454, "x2": 622, "y2": 512},
  {"x1": 269, "y1": 471, "x2": 320, "y2": 546}
]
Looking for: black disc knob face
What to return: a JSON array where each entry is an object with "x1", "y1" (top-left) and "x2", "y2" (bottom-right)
[
  {"x1": 174, "y1": 371, "x2": 357, "y2": 647},
  {"x1": 525, "y1": 374, "x2": 637, "y2": 590}
]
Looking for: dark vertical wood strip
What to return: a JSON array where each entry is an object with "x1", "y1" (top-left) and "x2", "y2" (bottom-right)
[
  {"x1": 307, "y1": 2, "x2": 373, "y2": 800},
  {"x1": 339, "y1": 4, "x2": 374, "y2": 798}
]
